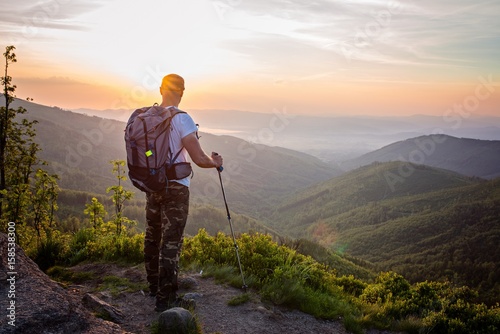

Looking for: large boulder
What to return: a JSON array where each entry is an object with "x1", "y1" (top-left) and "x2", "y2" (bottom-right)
[
  {"x1": 158, "y1": 307, "x2": 197, "y2": 334},
  {"x1": 0, "y1": 232, "x2": 127, "y2": 334}
]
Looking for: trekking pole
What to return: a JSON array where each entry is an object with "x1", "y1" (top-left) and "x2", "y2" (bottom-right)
[{"x1": 215, "y1": 161, "x2": 248, "y2": 291}]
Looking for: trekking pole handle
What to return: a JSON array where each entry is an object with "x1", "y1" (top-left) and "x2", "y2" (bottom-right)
[{"x1": 213, "y1": 152, "x2": 223, "y2": 172}]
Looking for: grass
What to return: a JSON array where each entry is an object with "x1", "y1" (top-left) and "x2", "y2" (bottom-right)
[
  {"x1": 47, "y1": 265, "x2": 95, "y2": 284},
  {"x1": 227, "y1": 293, "x2": 251, "y2": 306},
  {"x1": 97, "y1": 275, "x2": 148, "y2": 297}
]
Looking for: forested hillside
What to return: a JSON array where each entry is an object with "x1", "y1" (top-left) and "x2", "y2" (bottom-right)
[
  {"x1": 12, "y1": 99, "x2": 341, "y2": 219},
  {"x1": 270, "y1": 161, "x2": 500, "y2": 304},
  {"x1": 341, "y1": 134, "x2": 500, "y2": 179}
]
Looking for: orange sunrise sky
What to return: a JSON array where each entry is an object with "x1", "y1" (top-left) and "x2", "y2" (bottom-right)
[{"x1": 2, "y1": 0, "x2": 499, "y2": 117}]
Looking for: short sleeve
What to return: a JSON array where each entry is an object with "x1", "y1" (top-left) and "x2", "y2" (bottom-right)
[
  {"x1": 168, "y1": 111, "x2": 198, "y2": 163},
  {"x1": 174, "y1": 113, "x2": 198, "y2": 139}
]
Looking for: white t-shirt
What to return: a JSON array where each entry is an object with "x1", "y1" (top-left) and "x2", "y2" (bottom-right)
[{"x1": 169, "y1": 109, "x2": 198, "y2": 187}]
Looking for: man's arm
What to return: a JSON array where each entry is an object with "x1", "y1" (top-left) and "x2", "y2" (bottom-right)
[{"x1": 182, "y1": 132, "x2": 223, "y2": 168}]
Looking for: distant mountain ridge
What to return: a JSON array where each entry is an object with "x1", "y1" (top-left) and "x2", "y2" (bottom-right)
[
  {"x1": 73, "y1": 106, "x2": 500, "y2": 163},
  {"x1": 340, "y1": 134, "x2": 500, "y2": 179}
]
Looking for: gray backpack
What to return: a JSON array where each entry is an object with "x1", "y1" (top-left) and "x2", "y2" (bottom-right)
[{"x1": 125, "y1": 105, "x2": 185, "y2": 192}]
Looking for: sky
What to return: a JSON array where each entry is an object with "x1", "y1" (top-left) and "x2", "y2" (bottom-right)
[{"x1": 1, "y1": 0, "x2": 499, "y2": 117}]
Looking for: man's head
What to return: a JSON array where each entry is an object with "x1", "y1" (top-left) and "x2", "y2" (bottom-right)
[
  {"x1": 161, "y1": 74, "x2": 184, "y2": 95},
  {"x1": 160, "y1": 74, "x2": 185, "y2": 106}
]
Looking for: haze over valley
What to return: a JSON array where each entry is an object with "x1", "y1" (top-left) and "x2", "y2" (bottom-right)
[{"x1": 74, "y1": 105, "x2": 500, "y2": 165}]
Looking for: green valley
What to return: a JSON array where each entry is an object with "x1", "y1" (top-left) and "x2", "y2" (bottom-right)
[{"x1": 270, "y1": 161, "x2": 499, "y2": 304}]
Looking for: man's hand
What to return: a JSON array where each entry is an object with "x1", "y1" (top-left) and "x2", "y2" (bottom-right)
[
  {"x1": 182, "y1": 132, "x2": 223, "y2": 169},
  {"x1": 212, "y1": 152, "x2": 223, "y2": 169}
]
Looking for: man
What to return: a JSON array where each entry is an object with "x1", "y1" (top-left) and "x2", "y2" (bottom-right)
[{"x1": 144, "y1": 74, "x2": 223, "y2": 312}]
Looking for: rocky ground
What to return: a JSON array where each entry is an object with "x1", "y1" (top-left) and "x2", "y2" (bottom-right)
[{"x1": 67, "y1": 262, "x2": 354, "y2": 334}]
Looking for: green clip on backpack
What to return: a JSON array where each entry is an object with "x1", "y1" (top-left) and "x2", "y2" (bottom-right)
[{"x1": 125, "y1": 105, "x2": 185, "y2": 192}]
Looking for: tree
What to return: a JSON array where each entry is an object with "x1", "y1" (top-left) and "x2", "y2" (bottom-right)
[
  {"x1": 106, "y1": 160, "x2": 134, "y2": 234},
  {"x1": 0, "y1": 45, "x2": 17, "y2": 194},
  {"x1": 0, "y1": 45, "x2": 41, "y2": 226},
  {"x1": 30, "y1": 169, "x2": 59, "y2": 241},
  {"x1": 84, "y1": 197, "x2": 107, "y2": 230},
  {"x1": 0, "y1": 46, "x2": 59, "y2": 252}
]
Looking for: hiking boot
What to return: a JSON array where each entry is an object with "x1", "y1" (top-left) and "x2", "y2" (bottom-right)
[
  {"x1": 155, "y1": 297, "x2": 196, "y2": 312},
  {"x1": 148, "y1": 286, "x2": 158, "y2": 297}
]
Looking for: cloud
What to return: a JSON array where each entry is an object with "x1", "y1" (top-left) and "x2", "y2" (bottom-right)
[
  {"x1": 217, "y1": 0, "x2": 500, "y2": 76},
  {"x1": 0, "y1": 0, "x2": 107, "y2": 45}
]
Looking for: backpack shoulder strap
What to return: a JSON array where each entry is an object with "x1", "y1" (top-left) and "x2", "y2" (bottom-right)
[
  {"x1": 166, "y1": 106, "x2": 186, "y2": 117},
  {"x1": 167, "y1": 107, "x2": 189, "y2": 164}
]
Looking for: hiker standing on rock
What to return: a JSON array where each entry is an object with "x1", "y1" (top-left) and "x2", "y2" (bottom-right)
[{"x1": 142, "y1": 74, "x2": 223, "y2": 312}]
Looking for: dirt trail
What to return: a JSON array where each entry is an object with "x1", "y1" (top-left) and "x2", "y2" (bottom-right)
[{"x1": 67, "y1": 263, "x2": 391, "y2": 334}]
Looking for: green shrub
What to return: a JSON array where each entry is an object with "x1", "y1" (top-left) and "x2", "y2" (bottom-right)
[
  {"x1": 67, "y1": 228, "x2": 143, "y2": 265},
  {"x1": 335, "y1": 275, "x2": 367, "y2": 297},
  {"x1": 33, "y1": 236, "x2": 67, "y2": 271},
  {"x1": 361, "y1": 271, "x2": 410, "y2": 304},
  {"x1": 68, "y1": 228, "x2": 96, "y2": 264}
]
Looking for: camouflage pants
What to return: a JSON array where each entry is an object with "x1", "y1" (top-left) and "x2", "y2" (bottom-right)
[{"x1": 144, "y1": 182, "x2": 189, "y2": 303}]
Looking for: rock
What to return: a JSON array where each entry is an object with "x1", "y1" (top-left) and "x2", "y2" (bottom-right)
[
  {"x1": 158, "y1": 307, "x2": 197, "y2": 334},
  {"x1": 82, "y1": 293, "x2": 124, "y2": 323},
  {"x1": 179, "y1": 276, "x2": 198, "y2": 289},
  {"x1": 183, "y1": 292, "x2": 203, "y2": 301},
  {"x1": 0, "y1": 232, "x2": 127, "y2": 334}
]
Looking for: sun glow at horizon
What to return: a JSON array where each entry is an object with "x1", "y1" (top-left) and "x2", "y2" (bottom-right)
[{"x1": 3, "y1": 0, "x2": 499, "y2": 116}]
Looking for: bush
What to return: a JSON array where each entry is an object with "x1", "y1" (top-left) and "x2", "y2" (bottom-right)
[
  {"x1": 335, "y1": 275, "x2": 367, "y2": 297},
  {"x1": 67, "y1": 228, "x2": 144, "y2": 265},
  {"x1": 33, "y1": 235, "x2": 67, "y2": 271},
  {"x1": 68, "y1": 228, "x2": 96, "y2": 264},
  {"x1": 361, "y1": 272, "x2": 410, "y2": 304}
]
